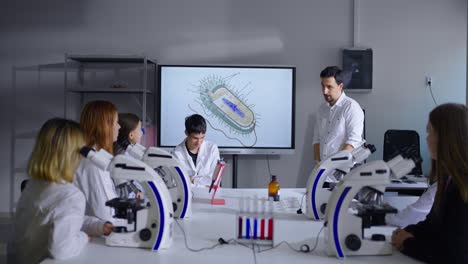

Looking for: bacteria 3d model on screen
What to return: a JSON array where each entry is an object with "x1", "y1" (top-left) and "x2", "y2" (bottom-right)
[{"x1": 159, "y1": 65, "x2": 294, "y2": 151}]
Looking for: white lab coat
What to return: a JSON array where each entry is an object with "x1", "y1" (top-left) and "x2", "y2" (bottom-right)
[
  {"x1": 173, "y1": 139, "x2": 220, "y2": 187},
  {"x1": 74, "y1": 158, "x2": 118, "y2": 222},
  {"x1": 15, "y1": 178, "x2": 105, "y2": 264},
  {"x1": 385, "y1": 182, "x2": 437, "y2": 227}
]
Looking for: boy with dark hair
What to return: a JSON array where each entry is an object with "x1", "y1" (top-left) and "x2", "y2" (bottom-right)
[
  {"x1": 173, "y1": 114, "x2": 220, "y2": 186},
  {"x1": 185, "y1": 114, "x2": 207, "y2": 135}
]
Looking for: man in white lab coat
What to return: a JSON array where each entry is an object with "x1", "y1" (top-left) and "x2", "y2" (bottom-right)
[{"x1": 173, "y1": 114, "x2": 220, "y2": 187}]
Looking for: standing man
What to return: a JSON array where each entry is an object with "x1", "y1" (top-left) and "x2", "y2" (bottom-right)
[
  {"x1": 313, "y1": 66, "x2": 364, "y2": 165},
  {"x1": 173, "y1": 114, "x2": 220, "y2": 187}
]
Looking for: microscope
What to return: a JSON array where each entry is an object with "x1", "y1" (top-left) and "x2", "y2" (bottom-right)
[
  {"x1": 304, "y1": 144, "x2": 376, "y2": 220},
  {"x1": 126, "y1": 143, "x2": 192, "y2": 219},
  {"x1": 81, "y1": 147, "x2": 174, "y2": 250},
  {"x1": 324, "y1": 154, "x2": 416, "y2": 258}
]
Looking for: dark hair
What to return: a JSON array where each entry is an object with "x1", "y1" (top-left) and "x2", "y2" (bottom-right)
[
  {"x1": 320, "y1": 66, "x2": 344, "y2": 85},
  {"x1": 185, "y1": 114, "x2": 207, "y2": 135},
  {"x1": 114, "y1": 113, "x2": 141, "y2": 154}
]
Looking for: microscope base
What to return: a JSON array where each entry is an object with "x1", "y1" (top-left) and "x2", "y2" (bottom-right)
[
  {"x1": 106, "y1": 232, "x2": 155, "y2": 249},
  {"x1": 326, "y1": 238, "x2": 392, "y2": 258}
]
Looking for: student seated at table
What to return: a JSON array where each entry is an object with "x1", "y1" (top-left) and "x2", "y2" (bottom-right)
[
  {"x1": 113, "y1": 112, "x2": 144, "y2": 199},
  {"x1": 173, "y1": 114, "x2": 220, "y2": 187},
  {"x1": 391, "y1": 103, "x2": 468, "y2": 263},
  {"x1": 15, "y1": 118, "x2": 113, "y2": 264},
  {"x1": 113, "y1": 113, "x2": 144, "y2": 155},
  {"x1": 74, "y1": 100, "x2": 121, "y2": 222}
]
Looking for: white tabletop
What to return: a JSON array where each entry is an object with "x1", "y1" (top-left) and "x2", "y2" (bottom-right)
[{"x1": 42, "y1": 188, "x2": 422, "y2": 264}]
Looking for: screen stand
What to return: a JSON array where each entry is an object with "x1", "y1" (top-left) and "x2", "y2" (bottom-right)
[{"x1": 233, "y1": 154, "x2": 238, "y2": 188}]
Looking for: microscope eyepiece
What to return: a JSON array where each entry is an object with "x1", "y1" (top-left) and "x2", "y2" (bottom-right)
[{"x1": 364, "y1": 143, "x2": 377, "y2": 153}]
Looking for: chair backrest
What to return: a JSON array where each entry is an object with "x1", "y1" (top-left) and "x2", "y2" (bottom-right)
[
  {"x1": 20, "y1": 179, "x2": 29, "y2": 193},
  {"x1": 362, "y1": 109, "x2": 366, "y2": 140},
  {"x1": 383, "y1": 129, "x2": 422, "y2": 175}
]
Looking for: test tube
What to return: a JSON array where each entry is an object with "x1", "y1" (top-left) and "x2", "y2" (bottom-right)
[
  {"x1": 253, "y1": 217, "x2": 258, "y2": 240},
  {"x1": 260, "y1": 217, "x2": 265, "y2": 240},
  {"x1": 246, "y1": 217, "x2": 251, "y2": 239},
  {"x1": 267, "y1": 218, "x2": 274, "y2": 240},
  {"x1": 239, "y1": 197, "x2": 245, "y2": 238},
  {"x1": 238, "y1": 216, "x2": 243, "y2": 239},
  {"x1": 268, "y1": 198, "x2": 274, "y2": 215},
  {"x1": 239, "y1": 196, "x2": 245, "y2": 214},
  {"x1": 267, "y1": 199, "x2": 274, "y2": 240},
  {"x1": 253, "y1": 195, "x2": 258, "y2": 214}
]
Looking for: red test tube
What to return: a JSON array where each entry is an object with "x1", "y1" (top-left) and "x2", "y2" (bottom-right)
[
  {"x1": 260, "y1": 218, "x2": 265, "y2": 239},
  {"x1": 267, "y1": 218, "x2": 273, "y2": 240},
  {"x1": 238, "y1": 216, "x2": 243, "y2": 238}
]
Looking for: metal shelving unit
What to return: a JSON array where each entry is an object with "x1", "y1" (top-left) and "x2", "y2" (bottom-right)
[
  {"x1": 64, "y1": 54, "x2": 157, "y2": 145},
  {"x1": 9, "y1": 63, "x2": 64, "y2": 214},
  {"x1": 9, "y1": 56, "x2": 157, "y2": 213}
]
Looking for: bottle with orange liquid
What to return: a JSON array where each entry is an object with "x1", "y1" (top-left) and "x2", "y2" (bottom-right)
[{"x1": 268, "y1": 175, "x2": 280, "y2": 201}]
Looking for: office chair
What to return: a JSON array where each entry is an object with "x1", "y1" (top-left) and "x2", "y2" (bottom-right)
[
  {"x1": 383, "y1": 129, "x2": 423, "y2": 176},
  {"x1": 20, "y1": 179, "x2": 29, "y2": 193}
]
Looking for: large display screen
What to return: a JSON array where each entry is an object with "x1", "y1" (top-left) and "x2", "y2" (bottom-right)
[{"x1": 158, "y1": 65, "x2": 295, "y2": 154}]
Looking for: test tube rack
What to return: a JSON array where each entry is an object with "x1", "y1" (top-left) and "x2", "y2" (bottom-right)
[{"x1": 236, "y1": 196, "x2": 274, "y2": 245}]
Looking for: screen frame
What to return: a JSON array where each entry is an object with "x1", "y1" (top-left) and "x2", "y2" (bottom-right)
[{"x1": 157, "y1": 64, "x2": 296, "y2": 155}]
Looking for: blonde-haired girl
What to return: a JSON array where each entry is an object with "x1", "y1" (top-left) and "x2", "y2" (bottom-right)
[{"x1": 15, "y1": 118, "x2": 112, "y2": 263}]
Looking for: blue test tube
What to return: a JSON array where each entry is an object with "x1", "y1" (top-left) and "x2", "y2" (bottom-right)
[
  {"x1": 246, "y1": 217, "x2": 251, "y2": 239},
  {"x1": 253, "y1": 218, "x2": 258, "y2": 239}
]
